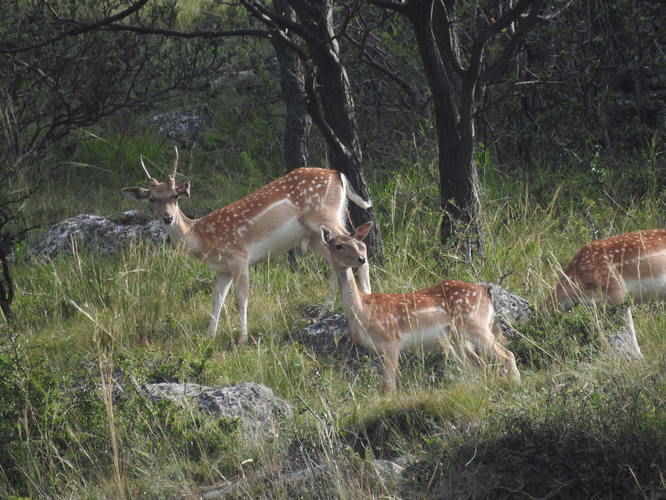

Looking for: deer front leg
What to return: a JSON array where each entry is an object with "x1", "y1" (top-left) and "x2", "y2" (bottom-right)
[
  {"x1": 233, "y1": 265, "x2": 250, "y2": 345},
  {"x1": 209, "y1": 272, "x2": 233, "y2": 338},
  {"x1": 356, "y1": 261, "x2": 371, "y2": 294},
  {"x1": 380, "y1": 342, "x2": 400, "y2": 393},
  {"x1": 310, "y1": 236, "x2": 340, "y2": 311}
]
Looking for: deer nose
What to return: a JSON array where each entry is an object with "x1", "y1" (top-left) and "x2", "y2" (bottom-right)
[
  {"x1": 162, "y1": 214, "x2": 174, "y2": 225},
  {"x1": 357, "y1": 256, "x2": 366, "y2": 265}
]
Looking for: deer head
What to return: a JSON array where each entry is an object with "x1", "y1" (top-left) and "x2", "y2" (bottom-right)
[{"x1": 121, "y1": 148, "x2": 191, "y2": 226}]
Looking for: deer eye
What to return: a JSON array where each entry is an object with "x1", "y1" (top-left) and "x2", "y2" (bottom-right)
[{"x1": 335, "y1": 244, "x2": 343, "y2": 250}]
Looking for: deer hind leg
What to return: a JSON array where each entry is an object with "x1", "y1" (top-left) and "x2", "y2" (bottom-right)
[
  {"x1": 466, "y1": 322, "x2": 521, "y2": 383},
  {"x1": 209, "y1": 272, "x2": 233, "y2": 338},
  {"x1": 231, "y1": 262, "x2": 251, "y2": 345}
]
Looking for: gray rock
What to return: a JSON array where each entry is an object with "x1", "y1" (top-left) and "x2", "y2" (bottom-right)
[
  {"x1": 197, "y1": 382, "x2": 293, "y2": 438},
  {"x1": 141, "y1": 382, "x2": 211, "y2": 406},
  {"x1": 197, "y1": 456, "x2": 407, "y2": 499},
  {"x1": 479, "y1": 282, "x2": 532, "y2": 339},
  {"x1": 26, "y1": 212, "x2": 166, "y2": 260},
  {"x1": 290, "y1": 314, "x2": 375, "y2": 376},
  {"x1": 291, "y1": 314, "x2": 358, "y2": 358},
  {"x1": 111, "y1": 209, "x2": 152, "y2": 226},
  {"x1": 198, "y1": 466, "x2": 326, "y2": 499},
  {"x1": 372, "y1": 458, "x2": 406, "y2": 486},
  {"x1": 141, "y1": 382, "x2": 293, "y2": 439},
  {"x1": 151, "y1": 109, "x2": 208, "y2": 147},
  {"x1": 608, "y1": 307, "x2": 643, "y2": 359}
]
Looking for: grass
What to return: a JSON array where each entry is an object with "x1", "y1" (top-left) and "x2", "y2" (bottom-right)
[{"x1": 1, "y1": 128, "x2": 665, "y2": 498}]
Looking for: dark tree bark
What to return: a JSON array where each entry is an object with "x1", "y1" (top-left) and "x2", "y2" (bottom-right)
[
  {"x1": 405, "y1": 2, "x2": 483, "y2": 247},
  {"x1": 0, "y1": 182, "x2": 31, "y2": 321},
  {"x1": 0, "y1": 254, "x2": 15, "y2": 320},
  {"x1": 272, "y1": 0, "x2": 312, "y2": 170}
]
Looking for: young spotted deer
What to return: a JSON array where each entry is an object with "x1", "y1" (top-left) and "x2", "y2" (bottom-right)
[
  {"x1": 548, "y1": 228, "x2": 666, "y2": 309},
  {"x1": 322, "y1": 222, "x2": 521, "y2": 393},
  {"x1": 122, "y1": 150, "x2": 372, "y2": 342}
]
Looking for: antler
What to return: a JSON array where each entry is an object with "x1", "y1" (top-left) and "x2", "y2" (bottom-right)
[
  {"x1": 171, "y1": 146, "x2": 179, "y2": 179},
  {"x1": 140, "y1": 155, "x2": 158, "y2": 184}
]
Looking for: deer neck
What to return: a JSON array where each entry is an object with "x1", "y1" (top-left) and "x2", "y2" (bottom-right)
[
  {"x1": 165, "y1": 209, "x2": 200, "y2": 252},
  {"x1": 335, "y1": 266, "x2": 365, "y2": 323}
]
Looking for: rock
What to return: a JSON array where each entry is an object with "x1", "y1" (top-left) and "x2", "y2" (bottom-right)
[
  {"x1": 26, "y1": 212, "x2": 166, "y2": 260},
  {"x1": 197, "y1": 456, "x2": 408, "y2": 499},
  {"x1": 608, "y1": 307, "x2": 643, "y2": 359},
  {"x1": 291, "y1": 314, "x2": 358, "y2": 358},
  {"x1": 197, "y1": 382, "x2": 294, "y2": 438},
  {"x1": 150, "y1": 109, "x2": 209, "y2": 147},
  {"x1": 112, "y1": 209, "x2": 152, "y2": 226},
  {"x1": 290, "y1": 314, "x2": 375, "y2": 375},
  {"x1": 372, "y1": 458, "x2": 406, "y2": 486},
  {"x1": 198, "y1": 466, "x2": 326, "y2": 499},
  {"x1": 141, "y1": 382, "x2": 293, "y2": 439},
  {"x1": 479, "y1": 282, "x2": 532, "y2": 339},
  {"x1": 141, "y1": 382, "x2": 210, "y2": 405}
]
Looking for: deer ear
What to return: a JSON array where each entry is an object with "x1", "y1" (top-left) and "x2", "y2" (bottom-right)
[
  {"x1": 176, "y1": 180, "x2": 191, "y2": 199},
  {"x1": 321, "y1": 226, "x2": 333, "y2": 245},
  {"x1": 353, "y1": 222, "x2": 373, "y2": 241},
  {"x1": 121, "y1": 187, "x2": 150, "y2": 200}
]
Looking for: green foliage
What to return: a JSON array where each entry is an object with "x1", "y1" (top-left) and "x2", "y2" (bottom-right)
[
  {"x1": 512, "y1": 307, "x2": 603, "y2": 370},
  {"x1": 406, "y1": 372, "x2": 666, "y2": 498},
  {"x1": 339, "y1": 386, "x2": 490, "y2": 459}
]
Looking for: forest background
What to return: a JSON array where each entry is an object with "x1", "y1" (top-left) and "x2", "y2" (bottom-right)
[{"x1": 0, "y1": 1, "x2": 664, "y2": 498}]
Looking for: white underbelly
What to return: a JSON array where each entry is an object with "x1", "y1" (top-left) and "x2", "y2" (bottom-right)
[
  {"x1": 248, "y1": 217, "x2": 306, "y2": 265},
  {"x1": 399, "y1": 324, "x2": 450, "y2": 352},
  {"x1": 625, "y1": 275, "x2": 666, "y2": 301}
]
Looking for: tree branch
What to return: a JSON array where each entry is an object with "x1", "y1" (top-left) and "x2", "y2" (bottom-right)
[
  {"x1": 480, "y1": 0, "x2": 547, "y2": 83},
  {"x1": 304, "y1": 69, "x2": 353, "y2": 162},
  {"x1": 103, "y1": 24, "x2": 273, "y2": 39},
  {"x1": 0, "y1": 0, "x2": 150, "y2": 53},
  {"x1": 364, "y1": 0, "x2": 410, "y2": 14}
]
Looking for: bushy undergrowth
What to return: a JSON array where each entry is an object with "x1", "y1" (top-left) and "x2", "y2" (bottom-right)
[{"x1": 405, "y1": 370, "x2": 666, "y2": 499}]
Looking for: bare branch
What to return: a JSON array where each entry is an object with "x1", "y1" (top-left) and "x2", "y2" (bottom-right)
[
  {"x1": 103, "y1": 24, "x2": 273, "y2": 40},
  {"x1": 480, "y1": 0, "x2": 547, "y2": 83},
  {"x1": 364, "y1": 0, "x2": 410, "y2": 13},
  {"x1": 0, "y1": 0, "x2": 150, "y2": 53},
  {"x1": 304, "y1": 70, "x2": 353, "y2": 162}
]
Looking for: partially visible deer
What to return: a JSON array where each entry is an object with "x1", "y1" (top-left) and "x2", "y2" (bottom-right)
[
  {"x1": 321, "y1": 221, "x2": 521, "y2": 393},
  {"x1": 548, "y1": 228, "x2": 666, "y2": 309},
  {"x1": 122, "y1": 149, "x2": 372, "y2": 342}
]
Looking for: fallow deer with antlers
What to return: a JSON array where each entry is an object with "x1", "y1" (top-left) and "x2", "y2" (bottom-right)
[
  {"x1": 122, "y1": 149, "x2": 372, "y2": 342},
  {"x1": 548, "y1": 228, "x2": 666, "y2": 308},
  {"x1": 322, "y1": 221, "x2": 521, "y2": 392}
]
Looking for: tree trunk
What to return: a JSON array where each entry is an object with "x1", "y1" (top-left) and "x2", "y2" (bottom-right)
[
  {"x1": 272, "y1": 0, "x2": 311, "y2": 170},
  {"x1": 0, "y1": 254, "x2": 14, "y2": 320},
  {"x1": 291, "y1": 0, "x2": 383, "y2": 260},
  {"x1": 407, "y1": 2, "x2": 482, "y2": 246}
]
